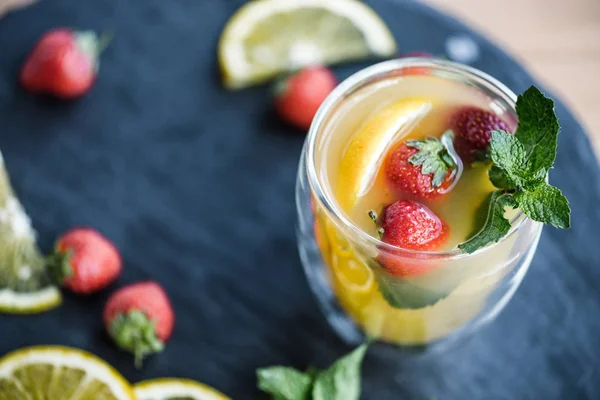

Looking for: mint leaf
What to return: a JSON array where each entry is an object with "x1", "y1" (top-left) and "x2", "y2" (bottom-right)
[
  {"x1": 515, "y1": 86, "x2": 560, "y2": 173},
  {"x1": 407, "y1": 131, "x2": 457, "y2": 188},
  {"x1": 375, "y1": 271, "x2": 450, "y2": 309},
  {"x1": 312, "y1": 344, "x2": 368, "y2": 400},
  {"x1": 489, "y1": 130, "x2": 539, "y2": 188},
  {"x1": 513, "y1": 182, "x2": 571, "y2": 229},
  {"x1": 458, "y1": 191, "x2": 517, "y2": 254},
  {"x1": 488, "y1": 165, "x2": 516, "y2": 189},
  {"x1": 257, "y1": 366, "x2": 312, "y2": 400}
]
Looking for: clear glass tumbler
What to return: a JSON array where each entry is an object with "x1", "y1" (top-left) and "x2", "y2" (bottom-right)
[{"x1": 296, "y1": 59, "x2": 543, "y2": 349}]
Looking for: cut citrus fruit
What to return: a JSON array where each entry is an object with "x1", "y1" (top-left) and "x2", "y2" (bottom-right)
[
  {"x1": 134, "y1": 378, "x2": 230, "y2": 400},
  {"x1": 335, "y1": 98, "x2": 434, "y2": 211},
  {"x1": 0, "y1": 152, "x2": 61, "y2": 314},
  {"x1": 0, "y1": 346, "x2": 134, "y2": 399},
  {"x1": 219, "y1": 0, "x2": 397, "y2": 89}
]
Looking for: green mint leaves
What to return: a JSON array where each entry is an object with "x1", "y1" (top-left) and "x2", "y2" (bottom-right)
[
  {"x1": 458, "y1": 191, "x2": 517, "y2": 254},
  {"x1": 407, "y1": 130, "x2": 457, "y2": 188},
  {"x1": 458, "y1": 86, "x2": 571, "y2": 254},
  {"x1": 257, "y1": 344, "x2": 368, "y2": 400},
  {"x1": 257, "y1": 367, "x2": 313, "y2": 400}
]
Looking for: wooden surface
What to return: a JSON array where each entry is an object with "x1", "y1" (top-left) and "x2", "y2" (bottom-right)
[{"x1": 423, "y1": 0, "x2": 600, "y2": 156}]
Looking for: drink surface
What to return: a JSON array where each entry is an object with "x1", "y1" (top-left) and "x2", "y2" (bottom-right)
[{"x1": 312, "y1": 73, "x2": 525, "y2": 345}]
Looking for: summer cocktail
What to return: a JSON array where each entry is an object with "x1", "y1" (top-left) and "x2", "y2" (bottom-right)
[{"x1": 297, "y1": 59, "x2": 570, "y2": 347}]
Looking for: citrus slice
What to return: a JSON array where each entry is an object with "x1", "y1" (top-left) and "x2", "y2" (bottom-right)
[
  {"x1": 336, "y1": 98, "x2": 434, "y2": 211},
  {"x1": 134, "y1": 378, "x2": 230, "y2": 400},
  {"x1": 0, "y1": 152, "x2": 61, "y2": 314},
  {"x1": 219, "y1": 0, "x2": 397, "y2": 89},
  {"x1": 0, "y1": 346, "x2": 134, "y2": 399}
]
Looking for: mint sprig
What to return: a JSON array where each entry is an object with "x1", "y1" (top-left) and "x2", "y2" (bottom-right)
[
  {"x1": 458, "y1": 86, "x2": 571, "y2": 254},
  {"x1": 257, "y1": 344, "x2": 368, "y2": 400},
  {"x1": 407, "y1": 130, "x2": 457, "y2": 187}
]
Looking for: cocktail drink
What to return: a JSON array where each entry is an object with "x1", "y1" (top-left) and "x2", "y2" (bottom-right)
[{"x1": 296, "y1": 59, "x2": 555, "y2": 347}]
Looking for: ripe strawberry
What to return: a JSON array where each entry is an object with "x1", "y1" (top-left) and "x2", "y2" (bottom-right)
[
  {"x1": 385, "y1": 135, "x2": 456, "y2": 201},
  {"x1": 450, "y1": 106, "x2": 512, "y2": 161},
  {"x1": 48, "y1": 228, "x2": 121, "y2": 294},
  {"x1": 104, "y1": 281, "x2": 174, "y2": 367},
  {"x1": 20, "y1": 28, "x2": 109, "y2": 98},
  {"x1": 275, "y1": 66, "x2": 337, "y2": 130},
  {"x1": 378, "y1": 200, "x2": 449, "y2": 277}
]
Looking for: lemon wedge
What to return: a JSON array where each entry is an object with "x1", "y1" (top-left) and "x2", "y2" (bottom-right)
[
  {"x1": 0, "y1": 346, "x2": 134, "y2": 399},
  {"x1": 336, "y1": 98, "x2": 434, "y2": 211},
  {"x1": 219, "y1": 0, "x2": 397, "y2": 89},
  {"x1": 134, "y1": 378, "x2": 230, "y2": 400}
]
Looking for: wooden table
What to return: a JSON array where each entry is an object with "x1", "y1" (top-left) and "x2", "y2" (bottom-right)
[{"x1": 423, "y1": 0, "x2": 600, "y2": 156}]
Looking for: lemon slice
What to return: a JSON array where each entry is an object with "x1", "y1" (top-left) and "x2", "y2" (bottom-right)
[
  {"x1": 0, "y1": 151, "x2": 61, "y2": 314},
  {"x1": 134, "y1": 378, "x2": 230, "y2": 400},
  {"x1": 0, "y1": 346, "x2": 134, "y2": 399},
  {"x1": 219, "y1": 0, "x2": 397, "y2": 89},
  {"x1": 336, "y1": 98, "x2": 434, "y2": 211}
]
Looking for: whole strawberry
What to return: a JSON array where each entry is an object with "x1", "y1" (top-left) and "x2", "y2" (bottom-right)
[
  {"x1": 104, "y1": 281, "x2": 174, "y2": 367},
  {"x1": 20, "y1": 28, "x2": 109, "y2": 98},
  {"x1": 275, "y1": 66, "x2": 337, "y2": 130},
  {"x1": 450, "y1": 106, "x2": 512, "y2": 161},
  {"x1": 378, "y1": 200, "x2": 449, "y2": 277},
  {"x1": 48, "y1": 228, "x2": 121, "y2": 294},
  {"x1": 385, "y1": 134, "x2": 457, "y2": 201}
]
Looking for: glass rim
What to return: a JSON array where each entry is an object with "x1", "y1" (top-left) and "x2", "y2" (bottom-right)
[{"x1": 306, "y1": 58, "x2": 531, "y2": 260}]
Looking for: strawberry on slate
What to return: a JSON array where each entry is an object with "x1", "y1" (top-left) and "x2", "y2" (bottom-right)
[
  {"x1": 450, "y1": 106, "x2": 512, "y2": 162},
  {"x1": 103, "y1": 281, "x2": 174, "y2": 367},
  {"x1": 377, "y1": 200, "x2": 449, "y2": 277},
  {"x1": 275, "y1": 66, "x2": 337, "y2": 130},
  {"x1": 385, "y1": 132, "x2": 457, "y2": 201},
  {"x1": 20, "y1": 28, "x2": 109, "y2": 98},
  {"x1": 48, "y1": 228, "x2": 121, "y2": 294}
]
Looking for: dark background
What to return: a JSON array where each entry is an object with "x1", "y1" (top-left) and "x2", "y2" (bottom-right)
[{"x1": 1, "y1": 0, "x2": 599, "y2": 399}]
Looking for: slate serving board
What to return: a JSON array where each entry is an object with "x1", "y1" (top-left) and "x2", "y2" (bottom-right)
[{"x1": 1, "y1": 0, "x2": 599, "y2": 399}]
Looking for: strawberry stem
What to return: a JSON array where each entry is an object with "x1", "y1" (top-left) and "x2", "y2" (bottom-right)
[
  {"x1": 96, "y1": 30, "x2": 114, "y2": 55},
  {"x1": 367, "y1": 210, "x2": 384, "y2": 238},
  {"x1": 45, "y1": 248, "x2": 73, "y2": 285},
  {"x1": 108, "y1": 310, "x2": 164, "y2": 368}
]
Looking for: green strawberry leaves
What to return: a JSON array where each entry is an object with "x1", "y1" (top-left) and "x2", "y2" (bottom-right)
[
  {"x1": 257, "y1": 344, "x2": 369, "y2": 400},
  {"x1": 407, "y1": 130, "x2": 457, "y2": 187},
  {"x1": 458, "y1": 86, "x2": 571, "y2": 253}
]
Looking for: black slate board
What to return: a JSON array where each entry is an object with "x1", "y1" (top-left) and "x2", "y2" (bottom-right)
[{"x1": 1, "y1": 0, "x2": 599, "y2": 399}]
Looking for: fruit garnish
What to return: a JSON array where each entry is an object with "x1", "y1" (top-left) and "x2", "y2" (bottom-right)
[
  {"x1": 275, "y1": 66, "x2": 337, "y2": 130},
  {"x1": 0, "y1": 346, "x2": 135, "y2": 399},
  {"x1": 450, "y1": 105, "x2": 512, "y2": 162},
  {"x1": 20, "y1": 28, "x2": 111, "y2": 99},
  {"x1": 386, "y1": 130, "x2": 459, "y2": 200},
  {"x1": 0, "y1": 152, "x2": 61, "y2": 314},
  {"x1": 379, "y1": 200, "x2": 449, "y2": 255},
  {"x1": 103, "y1": 281, "x2": 175, "y2": 367},
  {"x1": 47, "y1": 227, "x2": 122, "y2": 295},
  {"x1": 218, "y1": 0, "x2": 396, "y2": 89},
  {"x1": 257, "y1": 343, "x2": 368, "y2": 400},
  {"x1": 134, "y1": 378, "x2": 230, "y2": 400},
  {"x1": 459, "y1": 86, "x2": 571, "y2": 253},
  {"x1": 337, "y1": 98, "x2": 434, "y2": 211}
]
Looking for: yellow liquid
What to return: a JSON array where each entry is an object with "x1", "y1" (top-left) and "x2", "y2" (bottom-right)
[{"x1": 313, "y1": 75, "x2": 518, "y2": 345}]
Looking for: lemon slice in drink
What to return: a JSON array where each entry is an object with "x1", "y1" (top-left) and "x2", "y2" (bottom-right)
[
  {"x1": 219, "y1": 0, "x2": 397, "y2": 89},
  {"x1": 336, "y1": 98, "x2": 434, "y2": 211},
  {"x1": 134, "y1": 378, "x2": 230, "y2": 400},
  {"x1": 0, "y1": 152, "x2": 61, "y2": 314},
  {"x1": 0, "y1": 346, "x2": 134, "y2": 399}
]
